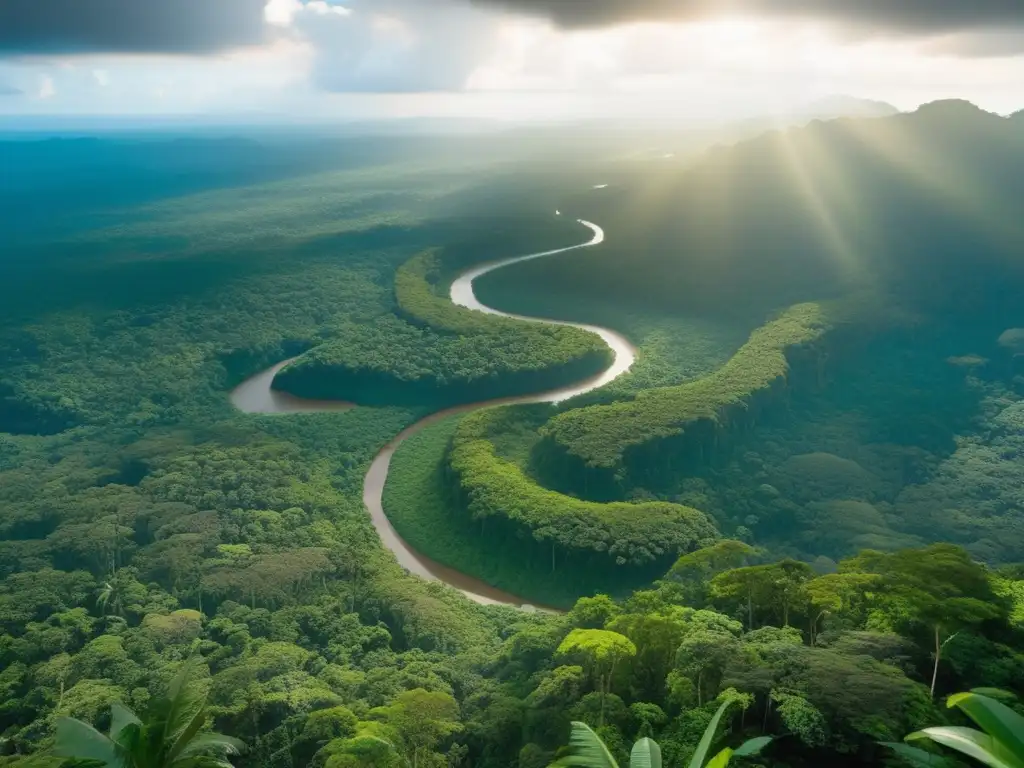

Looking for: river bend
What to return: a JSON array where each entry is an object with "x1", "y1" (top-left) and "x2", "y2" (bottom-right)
[{"x1": 231, "y1": 219, "x2": 636, "y2": 607}]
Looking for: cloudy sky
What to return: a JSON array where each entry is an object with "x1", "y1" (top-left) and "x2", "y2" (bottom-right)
[{"x1": 0, "y1": 0, "x2": 1022, "y2": 122}]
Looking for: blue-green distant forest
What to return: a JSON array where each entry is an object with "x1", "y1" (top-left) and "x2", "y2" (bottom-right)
[{"x1": 5, "y1": 104, "x2": 1024, "y2": 768}]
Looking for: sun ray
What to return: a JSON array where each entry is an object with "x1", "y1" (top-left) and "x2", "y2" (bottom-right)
[
  {"x1": 841, "y1": 111, "x2": 1024, "y2": 258},
  {"x1": 774, "y1": 123, "x2": 866, "y2": 282}
]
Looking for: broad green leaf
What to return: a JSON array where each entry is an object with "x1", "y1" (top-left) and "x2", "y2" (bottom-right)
[
  {"x1": 687, "y1": 700, "x2": 734, "y2": 768},
  {"x1": 109, "y1": 702, "x2": 142, "y2": 743},
  {"x1": 947, "y1": 693, "x2": 1024, "y2": 760},
  {"x1": 882, "y1": 742, "x2": 957, "y2": 768},
  {"x1": 54, "y1": 716, "x2": 122, "y2": 768},
  {"x1": 630, "y1": 738, "x2": 662, "y2": 768},
  {"x1": 733, "y1": 737, "x2": 772, "y2": 757},
  {"x1": 908, "y1": 727, "x2": 1024, "y2": 768},
  {"x1": 704, "y1": 748, "x2": 733, "y2": 768},
  {"x1": 972, "y1": 689, "x2": 1019, "y2": 703},
  {"x1": 551, "y1": 722, "x2": 619, "y2": 768}
]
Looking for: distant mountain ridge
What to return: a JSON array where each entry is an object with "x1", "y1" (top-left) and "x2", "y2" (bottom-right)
[
  {"x1": 796, "y1": 94, "x2": 901, "y2": 120},
  {"x1": 495, "y1": 98, "x2": 1024, "y2": 320},
  {"x1": 912, "y1": 98, "x2": 996, "y2": 119}
]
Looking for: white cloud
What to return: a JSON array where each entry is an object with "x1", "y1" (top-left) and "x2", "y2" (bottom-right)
[
  {"x1": 264, "y1": 0, "x2": 303, "y2": 27},
  {"x1": 291, "y1": 0, "x2": 504, "y2": 92},
  {"x1": 37, "y1": 74, "x2": 55, "y2": 99},
  {"x1": 92, "y1": 68, "x2": 110, "y2": 86},
  {"x1": 265, "y1": 0, "x2": 349, "y2": 28},
  {"x1": 306, "y1": 1, "x2": 350, "y2": 17}
]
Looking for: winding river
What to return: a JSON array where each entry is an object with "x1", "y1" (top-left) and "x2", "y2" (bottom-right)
[{"x1": 231, "y1": 219, "x2": 637, "y2": 608}]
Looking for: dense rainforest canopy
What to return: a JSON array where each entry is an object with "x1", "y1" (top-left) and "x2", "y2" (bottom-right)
[
  {"x1": 4, "y1": 103, "x2": 1024, "y2": 768},
  {"x1": 273, "y1": 240, "x2": 611, "y2": 409}
]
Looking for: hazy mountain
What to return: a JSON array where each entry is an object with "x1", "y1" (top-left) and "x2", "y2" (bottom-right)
[
  {"x1": 721, "y1": 95, "x2": 900, "y2": 139},
  {"x1": 798, "y1": 94, "x2": 901, "y2": 120},
  {"x1": 499, "y1": 100, "x2": 1024, "y2": 319},
  {"x1": 642, "y1": 95, "x2": 904, "y2": 161}
]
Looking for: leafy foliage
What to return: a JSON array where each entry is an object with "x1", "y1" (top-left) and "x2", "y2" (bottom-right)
[
  {"x1": 540, "y1": 303, "x2": 831, "y2": 476},
  {"x1": 446, "y1": 407, "x2": 719, "y2": 581},
  {"x1": 54, "y1": 655, "x2": 243, "y2": 768},
  {"x1": 889, "y1": 690, "x2": 1024, "y2": 768},
  {"x1": 273, "y1": 233, "x2": 612, "y2": 409},
  {"x1": 553, "y1": 699, "x2": 770, "y2": 768}
]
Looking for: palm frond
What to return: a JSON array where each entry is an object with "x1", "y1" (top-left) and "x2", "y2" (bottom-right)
[
  {"x1": 168, "y1": 758, "x2": 236, "y2": 768},
  {"x1": 175, "y1": 732, "x2": 245, "y2": 761},
  {"x1": 551, "y1": 722, "x2": 620, "y2": 768},
  {"x1": 166, "y1": 707, "x2": 210, "y2": 764},
  {"x1": 162, "y1": 656, "x2": 211, "y2": 751},
  {"x1": 629, "y1": 737, "x2": 661, "y2": 768}
]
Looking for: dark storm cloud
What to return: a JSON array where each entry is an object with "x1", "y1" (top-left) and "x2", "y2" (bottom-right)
[
  {"x1": 475, "y1": 0, "x2": 1024, "y2": 35},
  {"x1": 0, "y1": 0, "x2": 269, "y2": 55}
]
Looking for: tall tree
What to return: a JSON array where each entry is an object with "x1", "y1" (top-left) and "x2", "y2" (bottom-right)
[
  {"x1": 675, "y1": 620, "x2": 741, "y2": 707},
  {"x1": 846, "y1": 544, "x2": 1006, "y2": 697},
  {"x1": 711, "y1": 560, "x2": 813, "y2": 629},
  {"x1": 665, "y1": 541, "x2": 756, "y2": 607},
  {"x1": 558, "y1": 630, "x2": 637, "y2": 728},
  {"x1": 607, "y1": 609, "x2": 691, "y2": 702},
  {"x1": 379, "y1": 688, "x2": 461, "y2": 768},
  {"x1": 805, "y1": 572, "x2": 880, "y2": 644}
]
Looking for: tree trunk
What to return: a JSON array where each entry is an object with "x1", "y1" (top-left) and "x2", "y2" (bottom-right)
[
  {"x1": 697, "y1": 668, "x2": 703, "y2": 707},
  {"x1": 599, "y1": 672, "x2": 607, "y2": 728},
  {"x1": 810, "y1": 611, "x2": 826, "y2": 646},
  {"x1": 931, "y1": 625, "x2": 941, "y2": 699},
  {"x1": 747, "y1": 588, "x2": 754, "y2": 631}
]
